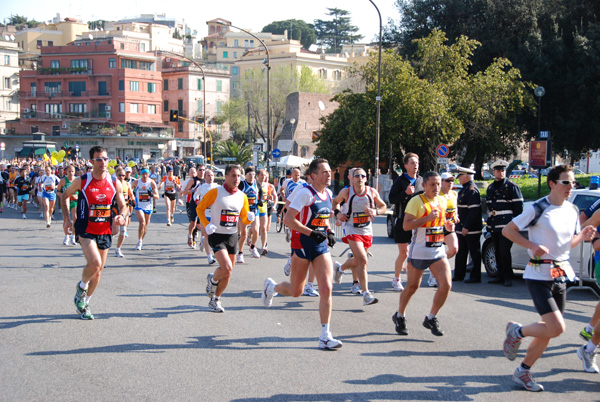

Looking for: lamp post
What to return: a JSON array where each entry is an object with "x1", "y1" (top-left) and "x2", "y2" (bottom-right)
[
  {"x1": 534, "y1": 86, "x2": 545, "y2": 198},
  {"x1": 216, "y1": 21, "x2": 271, "y2": 171},
  {"x1": 368, "y1": 0, "x2": 383, "y2": 191},
  {"x1": 160, "y1": 50, "x2": 206, "y2": 157}
]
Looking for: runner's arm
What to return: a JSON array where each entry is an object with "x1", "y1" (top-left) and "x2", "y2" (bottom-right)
[
  {"x1": 370, "y1": 189, "x2": 388, "y2": 216},
  {"x1": 284, "y1": 207, "x2": 313, "y2": 236},
  {"x1": 240, "y1": 195, "x2": 253, "y2": 225},
  {"x1": 196, "y1": 188, "x2": 217, "y2": 227},
  {"x1": 61, "y1": 177, "x2": 81, "y2": 225},
  {"x1": 403, "y1": 212, "x2": 437, "y2": 231},
  {"x1": 332, "y1": 187, "x2": 349, "y2": 222},
  {"x1": 113, "y1": 180, "x2": 128, "y2": 225}
]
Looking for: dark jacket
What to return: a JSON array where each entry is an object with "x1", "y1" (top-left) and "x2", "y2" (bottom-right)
[
  {"x1": 456, "y1": 180, "x2": 483, "y2": 234},
  {"x1": 389, "y1": 174, "x2": 423, "y2": 219},
  {"x1": 486, "y1": 178, "x2": 524, "y2": 233}
]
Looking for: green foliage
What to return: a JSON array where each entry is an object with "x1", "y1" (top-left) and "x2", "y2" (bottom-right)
[
  {"x1": 213, "y1": 140, "x2": 253, "y2": 165},
  {"x1": 481, "y1": 175, "x2": 592, "y2": 200},
  {"x1": 7, "y1": 14, "x2": 41, "y2": 29},
  {"x1": 262, "y1": 19, "x2": 317, "y2": 50},
  {"x1": 314, "y1": 8, "x2": 363, "y2": 54}
]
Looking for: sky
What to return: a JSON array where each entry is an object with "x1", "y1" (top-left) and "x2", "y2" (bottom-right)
[{"x1": 3, "y1": 0, "x2": 401, "y2": 43}]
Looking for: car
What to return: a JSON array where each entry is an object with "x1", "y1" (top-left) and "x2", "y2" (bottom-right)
[
  {"x1": 481, "y1": 188, "x2": 600, "y2": 292},
  {"x1": 146, "y1": 158, "x2": 158, "y2": 165},
  {"x1": 482, "y1": 170, "x2": 493, "y2": 180},
  {"x1": 211, "y1": 165, "x2": 225, "y2": 177}
]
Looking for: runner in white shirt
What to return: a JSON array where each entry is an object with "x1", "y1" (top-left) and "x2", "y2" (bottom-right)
[{"x1": 193, "y1": 169, "x2": 219, "y2": 264}]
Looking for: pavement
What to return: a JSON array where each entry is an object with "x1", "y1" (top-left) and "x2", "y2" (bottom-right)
[{"x1": 1, "y1": 200, "x2": 599, "y2": 401}]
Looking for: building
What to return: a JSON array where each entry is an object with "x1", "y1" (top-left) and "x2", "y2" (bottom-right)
[
  {"x1": 159, "y1": 52, "x2": 230, "y2": 156},
  {"x1": 100, "y1": 21, "x2": 184, "y2": 54},
  {"x1": 10, "y1": 36, "x2": 172, "y2": 160},
  {"x1": 0, "y1": 39, "x2": 20, "y2": 134}
]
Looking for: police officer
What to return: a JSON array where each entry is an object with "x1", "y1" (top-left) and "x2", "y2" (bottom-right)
[
  {"x1": 486, "y1": 160, "x2": 524, "y2": 287},
  {"x1": 454, "y1": 166, "x2": 483, "y2": 283}
]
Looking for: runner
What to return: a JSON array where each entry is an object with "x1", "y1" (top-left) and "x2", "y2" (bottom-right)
[
  {"x1": 160, "y1": 166, "x2": 181, "y2": 227},
  {"x1": 196, "y1": 164, "x2": 255, "y2": 312},
  {"x1": 332, "y1": 167, "x2": 387, "y2": 306},
  {"x1": 113, "y1": 166, "x2": 135, "y2": 258},
  {"x1": 193, "y1": 168, "x2": 219, "y2": 265},
  {"x1": 13, "y1": 166, "x2": 31, "y2": 219},
  {"x1": 262, "y1": 158, "x2": 342, "y2": 350},
  {"x1": 7, "y1": 165, "x2": 17, "y2": 209},
  {"x1": 132, "y1": 167, "x2": 159, "y2": 251},
  {"x1": 56, "y1": 165, "x2": 78, "y2": 245},
  {"x1": 0, "y1": 164, "x2": 7, "y2": 213},
  {"x1": 256, "y1": 168, "x2": 276, "y2": 255},
  {"x1": 392, "y1": 171, "x2": 454, "y2": 337},
  {"x1": 40, "y1": 166, "x2": 60, "y2": 228},
  {"x1": 237, "y1": 167, "x2": 262, "y2": 261},
  {"x1": 501, "y1": 164, "x2": 596, "y2": 391},
  {"x1": 61, "y1": 146, "x2": 128, "y2": 320},
  {"x1": 181, "y1": 167, "x2": 201, "y2": 248}
]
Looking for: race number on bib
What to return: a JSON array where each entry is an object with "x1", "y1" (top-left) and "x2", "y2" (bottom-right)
[
  {"x1": 425, "y1": 227, "x2": 444, "y2": 248},
  {"x1": 89, "y1": 204, "x2": 111, "y2": 223},
  {"x1": 353, "y1": 212, "x2": 370, "y2": 228},
  {"x1": 220, "y1": 209, "x2": 239, "y2": 227},
  {"x1": 310, "y1": 213, "x2": 329, "y2": 229}
]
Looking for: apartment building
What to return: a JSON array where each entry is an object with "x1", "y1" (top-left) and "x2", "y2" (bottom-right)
[
  {"x1": 0, "y1": 40, "x2": 20, "y2": 134},
  {"x1": 13, "y1": 36, "x2": 168, "y2": 141}
]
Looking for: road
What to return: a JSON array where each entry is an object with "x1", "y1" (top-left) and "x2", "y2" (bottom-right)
[{"x1": 1, "y1": 201, "x2": 599, "y2": 401}]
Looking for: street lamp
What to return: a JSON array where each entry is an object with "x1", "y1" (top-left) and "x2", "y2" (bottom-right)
[
  {"x1": 216, "y1": 21, "x2": 271, "y2": 171},
  {"x1": 160, "y1": 50, "x2": 206, "y2": 157},
  {"x1": 534, "y1": 86, "x2": 545, "y2": 198},
  {"x1": 368, "y1": 0, "x2": 383, "y2": 191}
]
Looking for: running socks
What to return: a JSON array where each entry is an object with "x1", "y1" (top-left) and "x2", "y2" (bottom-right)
[
  {"x1": 79, "y1": 281, "x2": 89, "y2": 290},
  {"x1": 585, "y1": 340, "x2": 597, "y2": 353},
  {"x1": 321, "y1": 323, "x2": 331, "y2": 339}
]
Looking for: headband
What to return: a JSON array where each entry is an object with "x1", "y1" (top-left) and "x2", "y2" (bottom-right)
[{"x1": 141, "y1": 169, "x2": 150, "y2": 174}]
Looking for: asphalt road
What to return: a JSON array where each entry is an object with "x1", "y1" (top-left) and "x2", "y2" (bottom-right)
[{"x1": 1, "y1": 201, "x2": 599, "y2": 401}]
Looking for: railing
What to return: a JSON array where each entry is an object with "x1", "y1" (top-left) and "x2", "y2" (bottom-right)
[
  {"x1": 19, "y1": 90, "x2": 110, "y2": 98},
  {"x1": 37, "y1": 67, "x2": 92, "y2": 75},
  {"x1": 22, "y1": 111, "x2": 111, "y2": 120}
]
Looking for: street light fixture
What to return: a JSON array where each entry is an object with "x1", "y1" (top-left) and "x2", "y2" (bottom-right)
[
  {"x1": 216, "y1": 21, "x2": 271, "y2": 171},
  {"x1": 534, "y1": 86, "x2": 545, "y2": 198},
  {"x1": 368, "y1": 0, "x2": 383, "y2": 191}
]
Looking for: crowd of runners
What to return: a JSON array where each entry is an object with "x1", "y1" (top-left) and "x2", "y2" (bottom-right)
[{"x1": 1, "y1": 148, "x2": 599, "y2": 392}]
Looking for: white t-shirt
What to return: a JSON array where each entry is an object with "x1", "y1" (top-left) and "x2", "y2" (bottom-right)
[
  {"x1": 194, "y1": 182, "x2": 219, "y2": 217},
  {"x1": 512, "y1": 196, "x2": 580, "y2": 281}
]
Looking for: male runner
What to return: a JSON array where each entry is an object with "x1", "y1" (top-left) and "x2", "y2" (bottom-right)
[
  {"x1": 61, "y1": 146, "x2": 128, "y2": 320},
  {"x1": 132, "y1": 167, "x2": 158, "y2": 251},
  {"x1": 193, "y1": 169, "x2": 219, "y2": 265},
  {"x1": 392, "y1": 171, "x2": 454, "y2": 337},
  {"x1": 14, "y1": 167, "x2": 31, "y2": 219},
  {"x1": 113, "y1": 166, "x2": 135, "y2": 258},
  {"x1": 40, "y1": 166, "x2": 59, "y2": 228},
  {"x1": 502, "y1": 164, "x2": 596, "y2": 391},
  {"x1": 332, "y1": 167, "x2": 387, "y2": 306},
  {"x1": 196, "y1": 165, "x2": 254, "y2": 312},
  {"x1": 262, "y1": 158, "x2": 342, "y2": 350},
  {"x1": 182, "y1": 167, "x2": 201, "y2": 248},
  {"x1": 56, "y1": 165, "x2": 79, "y2": 245},
  {"x1": 280, "y1": 167, "x2": 306, "y2": 242},
  {"x1": 237, "y1": 167, "x2": 262, "y2": 261},
  {"x1": 160, "y1": 166, "x2": 181, "y2": 226},
  {"x1": 257, "y1": 169, "x2": 276, "y2": 255}
]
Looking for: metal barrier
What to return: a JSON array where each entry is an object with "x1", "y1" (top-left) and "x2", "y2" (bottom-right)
[{"x1": 567, "y1": 241, "x2": 600, "y2": 299}]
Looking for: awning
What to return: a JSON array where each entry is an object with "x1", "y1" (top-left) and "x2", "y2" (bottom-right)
[
  {"x1": 34, "y1": 148, "x2": 47, "y2": 156},
  {"x1": 19, "y1": 147, "x2": 33, "y2": 157}
]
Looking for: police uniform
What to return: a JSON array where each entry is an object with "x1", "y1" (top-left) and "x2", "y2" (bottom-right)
[
  {"x1": 454, "y1": 167, "x2": 482, "y2": 282},
  {"x1": 486, "y1": 160, "x2": 524, "y2": 286}
]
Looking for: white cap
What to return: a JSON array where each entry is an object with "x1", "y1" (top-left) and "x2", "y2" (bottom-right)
[
  {"x1": 456, "y1": 166, "x2": 476, "y2": 175},
  {"x1": 441, "y1": 172, "x2": 455, "y2": 180}
]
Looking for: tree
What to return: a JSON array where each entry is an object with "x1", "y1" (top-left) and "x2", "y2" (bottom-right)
[
  {"x1": 7, "y1": 14, "x2": 42, "y2": 29},
  {"x1": 213, "y1": 140, "x2": 253, "y2": 165},
  {"x1": 314, "y1": 8, "x2": 363, "y2": 53},
  {"x1": 262, "y1": 20, "x2": 317, "y2": 49}
]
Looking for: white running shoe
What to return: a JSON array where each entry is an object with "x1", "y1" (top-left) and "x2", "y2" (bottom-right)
[
  {"x1": 319, "y1": 336, "x2": 343, "y2": 350},
  {"x1": 363, "y1": 291, "x2": 379, "y2": 306},
  {"x1": 63, "y1": 236, "x2": 69, "y2": 245},
  {"x1": 199, "y1": 236, "x2": 205, "y2": 250},
  {"x1": 208, "y1": 297, "x2": 225, "y2": 313},
  {"x1": 351, "y1": 283, "x2": 362, "y2": 294},
  {"x1": 115, "y1": 248, "x2": 125, "y2": 258},
  {"x1": 392, "y1": 278, "x2": 404, "y2": 292},
  {"x1": 167, "y1": 221, "x2": 171, "y2": 227},
  {"x1": 302, "y1": 283, "x2": 320, "y2": 297},
  {"x1": 208, "y1": 254, "x2": 217, "y2": 265},
  {"x1": 512, "y1": 367, "x2": 544, "y2": 392},
  {"x1": 261, "y1": 246, "x2": 268, "y2": 256},
  {"x1": 46, "y1": 221, "x2": 51, "y2": 228},
  {"x1": 283, "y1": 256, "x2": 292, "y2": 276},
  {"x1": 333, "y1": 262, "x2": 343, "y2": 284},
  {"x1": 136, "y1": 240, "x2": 143, "y2": 251},
  {"x1": 428, "y1": 274, "x2": 438, "y2": 287},
  {"x1": 577, "y1": 345, "x2": 599, "y2": 373},
  {"x1": 285, "y1": 228, "x2": 291, "y2": 243},
  {"x1": 262, "y1": 278, "x2": 277, "y2": 307},
  {"x1": 69, "y1": 235, "x2": 77, "y2": 246},
  {"x1": 22, "y1": 213, "x2": 27, "y2": 219},
  {"x1": 251, "y1": 247, "x2": 260, "y2": 259},
  {"x1": 236, "y1": 253, "x2": 245, "y2": 264}
]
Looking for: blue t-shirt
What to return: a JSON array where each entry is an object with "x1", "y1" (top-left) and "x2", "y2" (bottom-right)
[{"x1": 403, "y1": 173, "x2": 417, "y2": 186}]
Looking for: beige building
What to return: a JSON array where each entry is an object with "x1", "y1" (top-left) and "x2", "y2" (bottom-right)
[
  {"x1": 0, "y1": 40, "x2": 21, "y2": 134},
  {"x1": 99, "y1": 21, "x2": 184, "y2": 54}
]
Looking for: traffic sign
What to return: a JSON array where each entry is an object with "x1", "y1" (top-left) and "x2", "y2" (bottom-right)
[
  {"x1": 437, "y1": 157, "x2": 449, "y2": 164},
  {"x1": 252, "y1": 145, "x2": 261, "y2": 152},
  {"x1": 222, "y1": 157, "x2": 237, "y2": 162},
  {"x1": 436, "y1": 144, "x2": 449, "y2": 158},
  {"x1": 272, "y1": 148, "x2": 281, "y2": 158},
  {"x1": 0, "y1": 142, "x2": 5, "y2": 151},
  {"x1": 540, "y1": 131, "x2": 550, "y2": 139}
]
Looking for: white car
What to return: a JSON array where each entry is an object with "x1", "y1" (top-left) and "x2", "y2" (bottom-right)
[{"x1": 481, "y1": 188, "x2": 600, "y2": 292}]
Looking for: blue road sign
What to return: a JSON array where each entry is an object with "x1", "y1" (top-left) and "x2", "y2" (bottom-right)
[{"x1": 272, "y1": 148, "x2": 281, "y2": 158}]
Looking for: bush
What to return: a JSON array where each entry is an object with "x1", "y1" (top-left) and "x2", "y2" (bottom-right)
[{"x1": 482, "y1": 175, "x2": 594, "y2": 201}]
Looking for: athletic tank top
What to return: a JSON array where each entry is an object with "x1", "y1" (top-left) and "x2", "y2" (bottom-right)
[
  {"x1": 343, "y1": 185, "x2": 375, "y2": 236},
  {"x1": 75, "y1": 173, "x2": 117, "y2": 235},
  {"x1": 135, "y1": 178, "x2": 154, "y2": 211},
  {"x1": 291, "y1": 185, "x2": 332, "y2": 249},
  {"x1": 408, "y1": 194, "x2": 447, "y2": 260},
  {"x1": 63, "y1": 176, "x2": 79, "y2": 203},
  {"x1": 162, "y1": 176, "x2": 179, "y2": 194},
  {"x1": 242, "y1": 180, "x2": 259, "y2": 211},
  {"x1": 442, "y1": 189, "x2": 457, "y2": 222}
]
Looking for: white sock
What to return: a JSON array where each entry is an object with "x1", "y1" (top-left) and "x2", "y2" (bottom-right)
[
  {"x1": 394, "y1": 277, "x2": 400, "y2": 282},
  {"x1": 79, "y1": 281, "x2": 89, "y2": 290},
  {"x1": 585, "y1": 340, "x2": 597, "y2": 353},
  {"x1": 306, "y1": 282, "x2": 313, "y2": 287},
  {"x1": 585, "y1": 324, "x2": 594, "y2": 333},
  {"x1": 84, "y1": 295, "x2": 91, "y2": 304},
  {"x1": 426, "y1": 313, "x2": 436, "y2": 320},
  {"x1": 396, "y1": 311, "x2": 405, "y2": 318},
  {"x1": 321, "y1": 323, "x2": 330, "y2": 340}
]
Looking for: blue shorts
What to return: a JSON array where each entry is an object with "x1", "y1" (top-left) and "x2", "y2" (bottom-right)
[
  {"x1": 258, "y1": 211, "x2": 267, "y2": 217},
  {"x1": 292, "y1": 235, "x2": 330, "y2": 262},
  {"x1": 42, "y1": 192, "x2": 57, "y2": 201},
  {"x1": 408, "y1": 257, "x2": 445, "y2": 270},
  {"x1": 135, "y1": 207, "x2": 152, "y2": 215},
  {"x1": 17, "y1": 194, "x2": 30, "y2": 202}
]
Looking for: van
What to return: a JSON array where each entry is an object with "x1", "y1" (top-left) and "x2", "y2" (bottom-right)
[{"x1": 184, "y1": 156, "x2": 205, "y2": 167}]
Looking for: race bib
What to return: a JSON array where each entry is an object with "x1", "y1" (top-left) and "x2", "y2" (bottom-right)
[
  {"x1": 220, "y1": 209, "x2": 239, "y2": 227},
  {"x1": 248, "y1": 196, "x2": 256, "y2": 205},
  {"x1": 310, "y1": 213, "x2": 329, "y2": 229},
  {"x1": 425, "y1": 227, "x2": 444, "y2": 248},
  {"x1": 166, "y1": 186, "x2": 174, "y2": 192},
  {"x1": 89, "y1": 204, "x2": 111, "y2": 223},
  {"x1": 21, "y1": 184, "x2": 29, "y2": 191},
  {"x1": 138, "y1": 192, "x2": 150, "y2": 201},
  {"x1": 445, "y1": 208, "x2": 456, "y2": 221},
  {"x1": 353, "y1": 212, "x2": 370, "y2": 228}
]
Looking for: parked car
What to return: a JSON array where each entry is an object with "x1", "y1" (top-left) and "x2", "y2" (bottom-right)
[
  {"x1": 146, "y1": 158, "x2": 158, "y2": 165},
  {"x1": 482, "y1": 170, "x2": 493, "y2": 180},
  {"x1": 481, "y1": 188, "x2": 600, "y2": 292},
  {"x1": 211, "y1": 165, "x2": 225, "y2": 177}
]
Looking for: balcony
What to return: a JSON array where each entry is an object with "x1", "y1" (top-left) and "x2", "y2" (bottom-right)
[
  {"x1": 37, "y1": 67, "x2": 92, "y2": 75},
  {"x1": 19, "y1": 90, "x2": 111, "y2": 98},
  {"x1": 21, "y1": 110, "x2": 111, "y2": 120}
]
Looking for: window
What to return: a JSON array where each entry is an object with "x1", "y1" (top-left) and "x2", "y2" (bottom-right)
[
  {"x1": 30, "y1": 83, "x2": 36, "y2": 96},
  {"x1": 4, "y1": 55, "x2": 10, "y2": 65},
  {"x1": 139, "y1": 61, "x2": 154, "y2": 71},
  {"x1": 68, "y1": 81, "x2": 86, "y2": 96},
  {"x1": 244, "y1": 39, "x2": 248, "y2": 47},
  {"x1": 121, "y1": 59, "x2": 138, "y2": 69},
  {"x1": 118, "y1": 80, "x2": 124, "y2": 91},
  {"x1": 4, "y1": 78, "x2": 10, "y2": 89},
  {"x1": 109, "y1": 58, "x2": 116, "y2": 68},
  {"x1": 130, "y1": 103, "x2": 139, "y2": 113},
  {"x1": 31, "y1": 125, "x2": 39, "y2": 133},
  {"x1": 45, "y1": 103, "x2": 62, "y2": 116},
  {"x1": 163, "y1": 79, "x2": 169, "y2": 90},
  {"x1": 178, "y1": 120, "x2": 183, "y2": 133},
  {"x1": 233, "y1": 52, "x2": 238, "y2": 59},
  {"x1": 178, "y1": 78, "x2": 183, "y2": 90},
  {"x1": 70, "y1": 59, "x2": 89, "y2": 69},
  {"x1": 148, "y1": 105, "x2": 156, "y2": 114},
  {"x1": 50, "y1": 60, "x2": 59, "y2": 68},
  {"x1": 217, "y1": 101, "x2": 223, "y2": 116},
  {"x1": 250, "y1": 40, "x2": 254, "y2": 47},
  {"x1": 216, "y1": 80, "x2": 222, "y2": 92},
  {"x1": 47, "y1": 41, "x2": 53, "y2": 47},
  {"x1": 69, "y1": 103, "x2": 87, "y2": 114},
  {"x1": 36, "y1": 40, "x2": 42, "y2": 48},
  {"x1": 319, "y1": 68, "x2": 327, "y2": 79},
  {"x1": 197, "y1": 79, "x2": 203, "y2": 90},
  {"x1": 177, "y1": 99, "x2": 183, "y2": 112},
  {"x1": 234, "y1": 39, "x2": 239, "y2": 47},
  {"x1": 197, "y1": 100, "x2": 203, "y2": 114},
  {"x1": 232, "y1": 66, "x2": 239, "y2": 75},
  {"x1": 148, "y1": 82, "x2": 156, "y2": 93},
  {"x1": 223, "y1": 51, "x2": 228, "y2": 59},
  {"x1": 163, "y1": 100, "x2": 169, "y2": 112},
  {"x1": 130, "y1": 81, "x2": 139, "y2": 91},
  {"x1": 140, "y1": 43, "x2": 146, "y2": 52},
  {"x1": 44, "y1": 82, "x2": 61, "y2": 94},
  {"x1": 119, "y1": 102, "x2": 125, "y2": 113},
  {"x1": 333, "y1": 70, "x2": 342, "y2": 80}
]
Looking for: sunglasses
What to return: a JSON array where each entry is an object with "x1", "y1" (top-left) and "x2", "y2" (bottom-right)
[
  {"x1": 555, "y1": 180, "x2": 576, "y2": 186},
  {"x1": 117, "y1": 174, "x2": 125, "y2": 177},
  {"x1": 93, "y1": 157, "x2": 110, "y2": 162},
  {"x1": 354, "y1": 174, "x2": 366, "y2": 178},
  {"x1": 443, "y1": 179, "x2": 454, "y2": 183}
]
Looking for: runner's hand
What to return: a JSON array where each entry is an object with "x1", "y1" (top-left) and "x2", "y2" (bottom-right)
[
  {"x1": 246, "y1": 211, "x2": 255, "y2": 222},
  {"x1": 205, "y1": 223, "x2": 217, "y2": 235},
  {"x1": 309, "y1": 230, "x2": 327, "y2": 243},
  {"x1": 327, "y1": 230, "x2": 336, "y2": 248}
]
